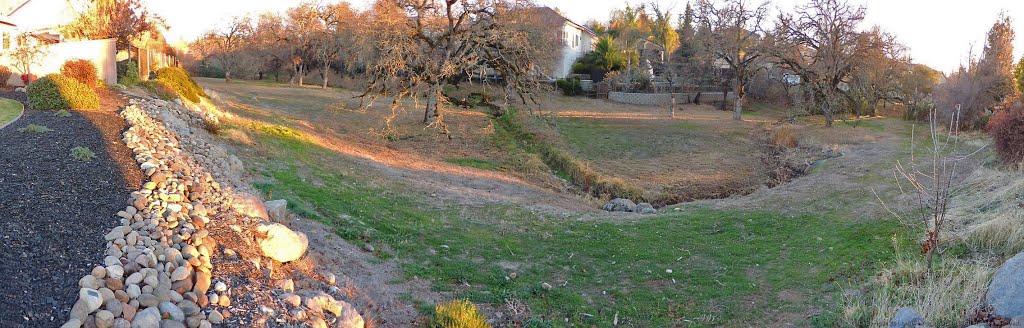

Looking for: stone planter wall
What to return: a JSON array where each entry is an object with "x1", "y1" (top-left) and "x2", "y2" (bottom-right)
[{"x1": 608, "y1": 91, "x2": 736, "y2": 106}]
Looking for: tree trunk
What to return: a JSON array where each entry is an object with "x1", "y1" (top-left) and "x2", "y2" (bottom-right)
[
  {"x1": 224, "y1": 71, "x2": 231, "y2": 82},
  {"x1": 289, "y1": 64, "x2": 298, "y2": 87},
  {"x1": 720, "y1": 86, "x2": 728, "y2": 111},
  {"x1": 670, "y1": 92, "x2": 676, "y2": 118},
  {"x1": 298, "y1": 65, "x2": 304, "y2": 86},
  {"x1": 823, "y1": 107, "x2": 834, "y2": 127},
  {"x1": 423, "y1": 84, "x2": 440, "y2": 124},
  {"x1": 322, "y1": 63, "x2": 329, "y2": 89},
  {"x1": 733, "y1": 94, "x2": 743, "y2": 120}
]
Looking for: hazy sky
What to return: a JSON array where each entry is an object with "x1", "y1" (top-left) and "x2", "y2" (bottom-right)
[{"x1": 151, "y1": 0, "x2": 1024, "y2": 73}]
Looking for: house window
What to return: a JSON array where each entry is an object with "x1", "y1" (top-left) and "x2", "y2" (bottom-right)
[{"x1": 2, "y1": 33, "x2": 8, "y2": 50}]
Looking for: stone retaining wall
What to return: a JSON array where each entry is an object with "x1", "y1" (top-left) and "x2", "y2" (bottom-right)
[{"x1": 608, "y1": 91, "x2": 736, "y2": 106}]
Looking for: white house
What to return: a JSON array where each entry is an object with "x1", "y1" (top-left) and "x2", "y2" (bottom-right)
[
  {"x1": 534, "y1": 7, "x2": 596, "y2": 79},
  {"x1": 0, "y1": 0, "x2": 117, "y2": 85}
]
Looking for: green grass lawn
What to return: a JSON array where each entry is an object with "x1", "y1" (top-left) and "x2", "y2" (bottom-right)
[
  {"x1": 0, "y1": 97, "x2": 24, "y2": 127},
  {"x1": 244, "y1": 124, "x2": 904, "y2": 327},
  {"x1": 444, "y1": 157, "x2": 501, "y2": 170}
]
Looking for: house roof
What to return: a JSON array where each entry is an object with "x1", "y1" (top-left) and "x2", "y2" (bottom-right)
[{"x1": 531, "y1": 7, "x2": 596, "y2": 37}]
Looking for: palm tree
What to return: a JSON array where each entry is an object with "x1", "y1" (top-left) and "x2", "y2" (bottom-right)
[{"x1": 592, "y1": 35, "x2": 625, "y2": 71}]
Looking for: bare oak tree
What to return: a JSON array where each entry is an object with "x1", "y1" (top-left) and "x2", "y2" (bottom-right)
[
  {"x1": 773, "y1": 0, "x2": 868, "y2": 126},
  {"x1": 849, "y1": 26, "x2": 908, "y2": 117},
  {"x1": 206, "y1": 17, "x2": 253, "y2": 82},
  {"x1": 694, "y1": 0, "x2": 769, "y2": 120},
  {"x1": 362, "y1": 0, "x2": 549, "y2": 134}
]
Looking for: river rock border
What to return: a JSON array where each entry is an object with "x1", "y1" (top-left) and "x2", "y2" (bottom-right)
[{"x1": 62, "y1": 97, "x2": 364, "y2": 328}]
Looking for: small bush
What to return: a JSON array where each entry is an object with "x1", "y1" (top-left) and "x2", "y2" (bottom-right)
[
  {"x1": 769, "y1": 125, "x2": 799, "y2": 148},
  {"x1": 117, "y1": 60, "x2": 139, "y2": 85},
  {"x1": 155, "y1": 67, "x2": 206, "y2": 103},
  {"x1": 141, "y1": 80, "x2": 178, "y2": 100},
  {"x1": 70, "y1": 146, "x2": 96, "y2": 161},
  {"x1": 572, "y1": 62, "x2": 592, "y2": 74},
  {"x1": 54, "y1": 109, "x2": 71, "y2": 117},
  {"x1": 555, "y1": 77, "x2": 582, "y2": 96},
  {"x1": 17, "y1": 124, "x2": 51, "y2": 133},
  {"x1": 430, "y1": 299, "x2": 490, "y2": 328},
  {"x1": 60, "y1": 59, "x2": 99, "y2": 87},
  {"x1": 26, "y1": 74, "x2": 99, "y2": 110},
  {"x1": 0, "y1": 65, "x2": 12, "y2": 87},
  {"x1": 987, "y1": 106, "x2": 1024, "y2": 167}
]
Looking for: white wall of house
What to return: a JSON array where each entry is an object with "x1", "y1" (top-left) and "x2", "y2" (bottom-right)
[
  {"x1": 553, "y1": 22, "x2": 594, "y2": 79},
  {"x1": 0, "y1": 38, "x2": 117, "y2": 86}
]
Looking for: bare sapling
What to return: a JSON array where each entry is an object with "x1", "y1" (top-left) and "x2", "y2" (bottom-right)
[{"x1": 874, "y1": 105, "x2": 986, "y2": 274}]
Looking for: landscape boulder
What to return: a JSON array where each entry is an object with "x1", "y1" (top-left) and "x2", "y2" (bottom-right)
[
  {"x1": 233, "y1": 193, "x2": 269, "y2": 220},
  {"x1": 264, "y1": 199, "x2": 288, "y2": 222},
  {"x1": 258, "y1": 223, "x2": 309, "y2": 263},
  {"x1": 987, "y1": 252, "x2": 1024, "y2": 317},
  {"x1": 635, "y1": 202, "x2": 657, "y2": 214},
  {"x1": 888, "y1": 307, "x2": 928, "y2": 328},
  {"x1": 602, "y1": 198, "x2": 636, "y2": 212}
]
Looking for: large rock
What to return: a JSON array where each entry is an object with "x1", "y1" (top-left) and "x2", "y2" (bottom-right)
[
  {"x1": 264, "y1": 199, "x2": 288, "y2": 222},
  {"x1": 635, "y1": 203, "x2": 657, "y2": 214},
  {"x1": 336, "y1": 300, "x2": 365, "y2": 328},
  {"x1": 131, "y1": 307, "x2": 161, "y2": 328},
  {"x1": 232, "y1": 193, "x2": 269, "y2": 220},
  {"x1": 888, "y1": 307, "x2": 928, "y2": 328},
  {"x1": 258, "y1": 223, "x2": 308, "y2": 263},
  {"x1": 602, "y1": 198, "x2": 636, "y2": 212},
  {"x1": 158, "y1": 301, "x2": 185, "y2": 322},
  {"x1": 988, "y1": 252, "x2": 1024, "y2": 317}
]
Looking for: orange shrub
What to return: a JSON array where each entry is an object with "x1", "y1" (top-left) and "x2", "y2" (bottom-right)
[
  {"x1": 0, "y1": 65, "x2": 12, "y2": 87},
  {"x1": 987, "y1": 106, "x2": 1024, "y2": 166},
  {"x1": 60, "y1": 59, "x2": 98, "y2": 87}
]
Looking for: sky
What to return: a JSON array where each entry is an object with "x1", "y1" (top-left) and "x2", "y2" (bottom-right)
[{"x1": 150, "y1": 0, "x2": 1024, "y2": 73}]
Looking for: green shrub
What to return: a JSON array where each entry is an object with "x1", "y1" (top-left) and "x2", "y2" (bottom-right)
[
  {"x1": 430, "y1": 299, "x2": 490, "y2": 328},
  {"x1": 555, "y1": 77, "x2": 582, "y2": 96},
  {"x1": 60, "y1": 59, "x2": 99, "y2": 87},
  {"x1": 117, "y1": 60, "x2": 139, "y2": 85},
  {"x1": 141, "y1": 80, "x2": 178, "y2": 100},
  {"x1": 70, "y1": 146, "x2": 96, "y2": 161},
  {"x1": 17, "y1": 124, "x2": 51, "y2": 133},
  {"x1": 26, "y1": 74, "x2": 99, "y2": 110},
  {"x1": 155, "y1": 67, "x2": 206, "y2": 103},
  {"x1": 54, "y1": 109, "x2": 71, "y2": 117},
  {"x1": 572, "y1": 62, "x2": 592, "y2": 74}
]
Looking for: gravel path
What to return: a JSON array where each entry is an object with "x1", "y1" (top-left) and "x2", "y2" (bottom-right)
[{"x1": 0, "y1": 94, "x2": 142, "y2": 327}]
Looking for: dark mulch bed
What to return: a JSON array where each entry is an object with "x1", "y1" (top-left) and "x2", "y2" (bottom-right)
[{"x1": 0, "y1": 91, "x2": 143, "y2": 327}]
